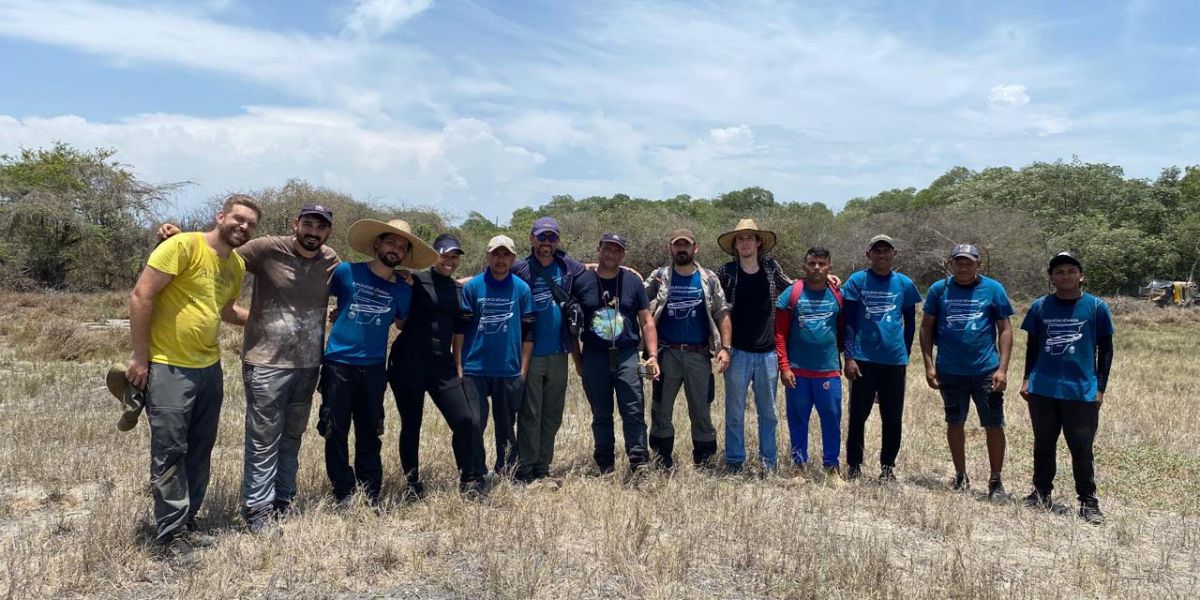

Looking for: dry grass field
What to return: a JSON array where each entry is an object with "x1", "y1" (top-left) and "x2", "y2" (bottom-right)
[{"x1": 1, "y1": 291, "x2": 1198, "y2": 599}]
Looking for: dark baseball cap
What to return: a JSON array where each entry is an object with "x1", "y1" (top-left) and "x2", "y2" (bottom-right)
[
  {"x1": 950, "y1": 244, "x2": 980, "y2": 260},
  {"x1": 532, "y1": 216, "x2": 560, "y2": 235},
  {"x1": 599, "y1": 233, "x2": 628, "y2": 250},
  {"x1": 1048, "y1": 251, "x2": 1083, "y2": 272},
  {"x1": 432, "y1": 233, "x2": 464, "y2": 255},
  {"x1": 298, "y1": 203, "x2": 333, "y2": 224}
]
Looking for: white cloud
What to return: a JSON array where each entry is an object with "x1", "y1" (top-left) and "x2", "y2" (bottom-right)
[
  {"x1": 988, "y1": 84, "x2": 1031, "y2": 109},
  {"x1": 344, "y1": 0, "x2": 433, "y2": 38}
]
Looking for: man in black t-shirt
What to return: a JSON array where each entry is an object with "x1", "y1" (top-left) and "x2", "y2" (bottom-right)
[
  {"x1": 571, "y1": 233, "x2": 660, "y2": 473},
  {"x1": 715, "y1": 219, "x2": 792, "y2": 471}
]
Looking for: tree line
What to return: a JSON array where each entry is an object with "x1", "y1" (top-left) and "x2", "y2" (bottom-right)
[{"x1": 2, "y1": 143, "x2": 1197, "y2": 298}]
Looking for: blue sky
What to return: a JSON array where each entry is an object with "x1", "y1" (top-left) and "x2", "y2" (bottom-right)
[{"x1": 1, "y1": 0, "x2": 1196, "y2": 221}]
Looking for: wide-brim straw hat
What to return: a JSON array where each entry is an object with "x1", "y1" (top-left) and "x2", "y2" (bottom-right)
[
  {"x1": 347, "y1": 219, "x2": 438, "y2": 269},
  {"x1": 718, "y1": 218, "x2": 777, "y2": 256}
]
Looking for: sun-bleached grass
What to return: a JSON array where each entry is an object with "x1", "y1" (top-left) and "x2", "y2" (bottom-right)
[{"x1": 0, "y1": 293, "x2": 1198, "y2": 598}]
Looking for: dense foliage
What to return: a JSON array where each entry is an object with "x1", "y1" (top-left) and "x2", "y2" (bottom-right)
[{"x1": 3, "y1": 143, "x2": 1196, "y2": 298}]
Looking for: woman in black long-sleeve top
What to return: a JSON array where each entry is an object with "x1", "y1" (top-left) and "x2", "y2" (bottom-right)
[{"x1": 388, "y1": 234, "x2": 485, "y2": 497}]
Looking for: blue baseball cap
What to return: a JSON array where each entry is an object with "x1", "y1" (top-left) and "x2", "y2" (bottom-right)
[
  {"x1": 532, "y1": 216, "x2": 560, "y2": 235},
  {"x1": 599, "y1": 233, "x2": 628, "y2": 249},
  {"x1": 432, "y1": 233, "x2": 463, "y2": 255}
]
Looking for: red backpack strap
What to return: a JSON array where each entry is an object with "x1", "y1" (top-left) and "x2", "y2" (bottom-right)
[
  {"x1": 830, "y1": 281, "x2": 844, "y2": 308},
  {"x1": 787, "y1": 281, "x2": 805, "y2": 312}
]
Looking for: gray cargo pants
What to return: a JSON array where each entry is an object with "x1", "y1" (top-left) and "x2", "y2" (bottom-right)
[
  {"x1": 516, "y1": 353, "x2": 569, "y2": 480},
  {"x1": 147, "y1": 362, "x2": 223, "y2": 542},
  {"x1": 241, "y1": 363, "x2": 319, "y2": 521}
]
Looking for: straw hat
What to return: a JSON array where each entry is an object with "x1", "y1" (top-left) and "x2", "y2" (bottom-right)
[
  {"x1": 717, "y1": 218, "x2": 777, "y2": 256},
  {"x1": 346, "y1": 219, "x2": 438, "y2": 269}
]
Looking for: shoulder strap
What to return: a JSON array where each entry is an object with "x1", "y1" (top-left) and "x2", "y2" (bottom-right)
[
  {"x1": 530, "y1": 259, "x2": 571, "y2": 305},
  {"x1": 787, "y1": 282, "x2": 804, "y2": 312},
  {"x1": 830, "y1": 281, "x2": 844, "y2": 308}
]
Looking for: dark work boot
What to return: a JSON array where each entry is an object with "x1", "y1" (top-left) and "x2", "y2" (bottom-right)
[
  {"x1": 649, "y1": 435, "x2": 675, "y2": 470},
  {"x1": 692, "y1": 439, "x2": 718, "y2": 467}
]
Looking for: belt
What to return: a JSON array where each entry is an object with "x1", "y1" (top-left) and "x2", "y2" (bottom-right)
[{"x1": 661, "y1": 343, "x2": 709, "y2": 353}]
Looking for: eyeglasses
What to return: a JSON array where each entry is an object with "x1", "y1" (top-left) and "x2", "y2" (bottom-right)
[{"x1": 535, "y1": 232, "x2": 559, "y2": 242}]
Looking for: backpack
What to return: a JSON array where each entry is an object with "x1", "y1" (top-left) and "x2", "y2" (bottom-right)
[{"x1": 787, "y1": 279, "x2": 843, "y2": 313}]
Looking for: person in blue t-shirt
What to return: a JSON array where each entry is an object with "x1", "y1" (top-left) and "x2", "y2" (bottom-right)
[
  {"x1": 319, "y1": 219, "x2": 433, "y2": 506},
  {"x1": 511, "y1": 217, "x2": 587, "y2": 484},
  {"x1": 919, "y1": 244, "x2": 1014, "y2": 500},
  {"x1": 458, "y1": 235, "x2": 535, "y2": 477},
  {"x1": 774, "y1": 247, "x2": 844, "y2": 477},
  {"x1": 1019, "y1": 252, "x2": 1114, "y2": 525},
  {"x1": 644, "y1": 228, "x2": 732, "y2": 469},
  {"x1": 841, "y1": 234, "x2": 922, "y2": 481}
]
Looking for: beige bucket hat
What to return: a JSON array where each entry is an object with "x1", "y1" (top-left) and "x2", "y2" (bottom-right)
[
  {"x1": 717, "y1": 218, "x2": 777, "y2": 256},
  {"x1": 346, "y1": 219, "x2": 438, "y2": 269}
]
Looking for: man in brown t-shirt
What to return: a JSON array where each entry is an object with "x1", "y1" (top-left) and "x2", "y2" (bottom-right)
[{"x1": 237, "y1": 204, "x2": 339, "y2": 530}]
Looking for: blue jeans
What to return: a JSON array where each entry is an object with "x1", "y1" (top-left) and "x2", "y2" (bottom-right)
[
  {"x1": 784, "y1": 375, "x2": 842, "y2": 467},
  {"x1": 723, "y1": 349, "x2": 779, "y2": 467}
]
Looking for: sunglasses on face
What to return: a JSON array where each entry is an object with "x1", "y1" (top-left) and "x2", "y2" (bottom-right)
[{"x1": 535, "y1": 232, "x2": 559, "y2": 242}]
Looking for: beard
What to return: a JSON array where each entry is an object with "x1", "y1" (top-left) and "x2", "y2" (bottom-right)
[
  {"x1": 673, "y1": 252, "x2": 694, "y2": 266},
  {"x1": 219, "y1": 225, "x2": 249, "y2": 248},
  {"x1": 297, "y1": 234, "x2": 323, "y2": 252},
  {"x1": 379, "y1": 251, "x2": 404, "y2": 268}
]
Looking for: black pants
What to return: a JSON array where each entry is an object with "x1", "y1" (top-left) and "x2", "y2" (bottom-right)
[
  {"x1": 389, "y1": 360, "x2": 484, "y2": 484},
  {"x1": 318, "y1": 361, "x2": 387, "y2": 501},
  {"x1": 463, "y1": 375, "x2": 525, "y2": 474},
  {"x1": 580, "y1": 347, "x2": 649, "y2": 469},
  {"x1": 846, "y1": 361, "x2": 907, "y2": 469},
  {"x1": 1027, "y1": 394, "x2": 1100, "y2": 502}
]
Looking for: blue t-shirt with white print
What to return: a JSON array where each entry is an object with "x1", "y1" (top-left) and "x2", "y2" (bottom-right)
[
  {"x1": 461, "y1": 270, "x2": 534, "y2": 378},
  {"x1": 1020, "y1": 293, "x2": 1114, "y2": 402},
  {"x1": 325, "y1": 262, "x2": 412, "y2": 365},
  {"x1": 530, "y1": 261, "x2": 567, "y2": 356},
  {"x1": 776, "y1": 284, "x2": 840, "y2": 373},
  {"x1": 657, "y1": 270, "x2": 709, "y2": 345},
  {"x1": 842, "y1": 269, "x2": 922, "y2": 366},
  {"x1": 923, "y1": 276, "x2": 1014, "y2": 377}
]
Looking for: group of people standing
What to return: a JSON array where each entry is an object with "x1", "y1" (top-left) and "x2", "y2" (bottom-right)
[{"x1": 108, "y1": 194, "x2": 1115, "y2": 567}]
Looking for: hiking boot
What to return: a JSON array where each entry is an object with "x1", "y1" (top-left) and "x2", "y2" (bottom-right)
[
  {"x1": 987, "y1": 477, "x2": 1008, "y2": 502},
  {"x1": 459, "y1": 479, "x2": 487, "y2": 501},
  {"x1": 878, "y1": 466, "x2": 897, "y2": 484},
  {"x1": 160, "y1": 536, "x2": 200, "y2": 568},
  {"x1": 1022, "y1": 490, "x2": 1053, "y2": 511},
  {"x1": 105, "y1": 365, "x2": 145, "y2": 432},
  {"x1": 952, "y1": 472, "x2": 970, "y2": 491},
  {"x1": 248, "y1": 513, "x2": 281, "y2": 536},
  {"x1": 628, "y1": 463, "x2": 652, "y2": 488},
  {"x1": 1079, "y1": 501, "x2": 1105, "y2": 525},
  {"x1": 271, "y1": 500, "x2": 296, "y2": 520},
  {"x1": 823, "y1": 465, "x2": 846, "y2": 488},
  {"x1": 180, "y1": 520, "x2": 217, "y2": 548},
  {"x1": 845, "y1": 464, "x2": 862, "y2": 481}
]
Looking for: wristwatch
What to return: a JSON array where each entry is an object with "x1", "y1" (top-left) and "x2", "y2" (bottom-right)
[{"x1": 720, "y1": 345, "x2": 732, "y2": 354}]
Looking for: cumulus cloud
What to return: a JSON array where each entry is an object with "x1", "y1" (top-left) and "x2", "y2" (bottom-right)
[{"x1": 988, "y1": 84, "x2": 1031, "y2": 109}]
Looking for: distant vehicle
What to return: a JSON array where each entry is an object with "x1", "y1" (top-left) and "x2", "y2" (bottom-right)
[{"x1": 1140, "y1": 280, "x2": 1197, "y2": 307}]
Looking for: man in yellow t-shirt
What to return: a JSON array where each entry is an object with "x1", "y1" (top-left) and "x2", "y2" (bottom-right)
[{"x1": 126, "y1": 194, "x2": 260, "y2": 566}]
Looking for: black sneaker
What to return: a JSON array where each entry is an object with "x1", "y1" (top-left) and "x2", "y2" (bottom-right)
[
  {"x1": 1022, "y1": 491, "x2": 1052, "y2": 510},
  {"x1": 271, "y1": 500, "x2": 296, "y2": 520},
  {"x1": 402, "y1": 481, "x2": 427, "y2": 502},
  {"x1": 878, "y1": 466, "x2": 897, "y2": 483},
  {"x1": 160, "y1": 536, "x2": 200, "y2": 568},
  {"x1": 248, "y1": 513, "x2": 281, "y2": 536},
  {"x1": 182, "y1": 519, "x2": 216, "y2": 548},
  {"x1": 952, "y1": 472, "x2": 970, "y2": 491},
  {"x1": 845, "y1": 464, "x2": 862, "y2": 480},
  {"x1": 1079, "y1": 501, "x2": 1105, "y2": 525},
  {"x1": 459, "y1": 479, "x2": 487, "y2": 501},
  {"x1": 987, "y1": 477, "x2": 1008, "y2": 501}
]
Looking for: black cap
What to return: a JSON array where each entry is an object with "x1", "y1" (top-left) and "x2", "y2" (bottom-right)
[
  {"x1": 298, "y1": 203, "x2": 333, "y2": 224},
  {"x1": 433, "y1": 233, "x2": 463, "y2": 255},
  {"x1": 599, "y1": 233, "x2": 628, "y2": 249},
  {"x1": 1048, "y1": 251, "x2": 1083, "y2": 272}
]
